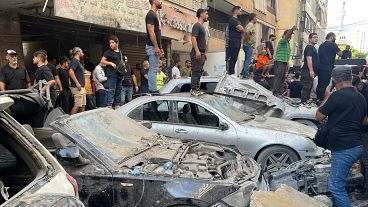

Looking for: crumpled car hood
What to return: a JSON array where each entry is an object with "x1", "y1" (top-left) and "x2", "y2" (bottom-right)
[
  {"x1": 241, "y1": 116, "x2": 316, "y2": 138},
  {"x1": 215, "y1": 75, "x2": 285, "y2": 111}
]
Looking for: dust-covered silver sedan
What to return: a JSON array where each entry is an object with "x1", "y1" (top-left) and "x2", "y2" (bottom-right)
[{"x1": 118, "y1": 94, "x2": 322, "y2": 172}]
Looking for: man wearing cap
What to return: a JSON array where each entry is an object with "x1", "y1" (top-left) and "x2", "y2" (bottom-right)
[
  {"x1": 0, "y1": 50, "x2": 31, "y2": 91},
  {"x1": 190, "y1": 8, "x2": 208, "y2": 96},
  {"x1": 69, "y1": 47, "x2": 86, "y2": 115},
  {"x1": 316, "y1": 66, "x2": 367, "y2": 206}
]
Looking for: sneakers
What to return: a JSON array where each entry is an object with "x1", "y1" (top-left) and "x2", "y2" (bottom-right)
[{"x1": 190, "y1": 89, "x2": 205, "y2": 96}]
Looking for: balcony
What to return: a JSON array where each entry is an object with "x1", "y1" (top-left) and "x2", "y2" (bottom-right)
[{"x1": 209, "y1": 27, "x2": 226, "y2": 40}]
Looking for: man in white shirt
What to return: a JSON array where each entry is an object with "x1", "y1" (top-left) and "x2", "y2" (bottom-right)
[
  {"x1": 93, "y1": 62, "x2": 108, "y2": 107},
  {"x1": 171, "y1": 59, "x2": 181, "y2": 79}
]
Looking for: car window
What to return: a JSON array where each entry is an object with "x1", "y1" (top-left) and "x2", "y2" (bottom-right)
[
  {"x1": 128, "y1": 106, "x2": 143, "y2": 120},
  {"x1": 177, "y1": 101, "x2": 219, "y2": 127},
  {"x1": 142, "y1": 100, "x2": 171, "y2": 122}
]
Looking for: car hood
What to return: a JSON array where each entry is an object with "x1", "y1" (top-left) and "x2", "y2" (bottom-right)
[
  {"x1": 215, "y1": 75, "x2": 285, "y2": 111},
  {"x1": 51, "y1": 109, "x2": 261, "y2": 185},
  {"x1": 240, "y1": 116, "x2": 316, "y2": 138}
]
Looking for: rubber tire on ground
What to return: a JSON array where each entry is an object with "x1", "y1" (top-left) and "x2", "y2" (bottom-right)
[
  {"x1": 294, "y1": 119, "x2": 318, "y2": 130},
  {"x1": 256, "y1": 145, "x2": 300, "y2": 172}
]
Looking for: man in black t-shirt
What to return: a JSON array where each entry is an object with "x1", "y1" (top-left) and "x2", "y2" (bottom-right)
[
  {"x1": 316, "y1": 66, "x2": 367, "y2": 206},
  {"x1": 100, "y1": 35, "x2": 124, "y2": 108},
  {"x1": 69, "y1": 47, "x2": 86, "y2": 114},
  {"x1": 316, "y1": 32, "x2": 343, "y2": 102},
  {"x1": 341, "y1": 45, "x2": 352, "y2": 59},
  {"x1": 145, "y1": 0, "x2": 163, "y2": 93},
  {"x1": 226, "y1": 6, "x2": 245, "y2": 75},
  {"x1": 287, "y1": 72, "x2": 303, "y2": 98},
  {"x1": 140, "y1": 60, "x2": 149, "y2": 95},
  {"x1": 190, "y1": 9, "x2": 208, "y2": 96},
  {"x1": 0, "y1": 50, "x2": 31, "y2": 91},
  {"x1": 57, "y1": 56, "x2": 71, "y2": 113},
  {"x1": 32, "y1": 51, "x2": 56, "y2": 106},
  {"x1": 301, "y1": 33, "x2": 319, "y2": 103},
  {"x1": 121, "y1": 56, "x2": 138, "y2": 104},
  {"x1": 265, "y1": 34, "x2": 276, "y2": 60}
]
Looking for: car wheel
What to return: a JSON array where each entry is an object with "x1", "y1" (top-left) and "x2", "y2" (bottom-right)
[
  {"x1": 294, "y1": 119, "x2": 318, "y2": 130},
  {"x1": 257, "y1": 146, "x2": 300, "y2": 173}
]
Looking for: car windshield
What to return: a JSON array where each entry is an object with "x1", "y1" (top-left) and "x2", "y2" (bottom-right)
[
  {"x1": 58, "y1": 109, "x2": 157, "y2": 162},
  {"x1": 198, "y1": 95, "x2": 253, "y2": 122}
]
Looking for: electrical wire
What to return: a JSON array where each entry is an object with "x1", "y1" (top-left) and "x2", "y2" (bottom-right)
[{"x1": 134, "y1": 175, "x2": 145, "y2": 207}]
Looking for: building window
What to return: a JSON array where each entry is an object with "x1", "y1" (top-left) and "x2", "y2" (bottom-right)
[
  {"x1": 267, "y1": 0, "x2": 276, "y2": 14},
  {"x1": 254, "y1": 0, "x2": 267, "y2": 14}
]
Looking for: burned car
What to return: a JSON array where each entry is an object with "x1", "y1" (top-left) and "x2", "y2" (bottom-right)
[
  {"x1": 0, "y1": 96, "x2": 83, "y2": 207},
  {"x1": 45, "y1": 109, "x2": 267, "y2": 207},
  {"x1": 159, "y1": 75, "x2": 318, "y2": 129},
  {"x1": 118, "y1": 93, "x2": 322, "y2": 172}
]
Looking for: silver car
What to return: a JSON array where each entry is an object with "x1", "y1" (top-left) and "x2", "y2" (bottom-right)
[
  {"x1": 118, "y1": 94, "x2": 322, "y2": 172},
  {"x1": 159, "y1": 75, "x2": 318, "y2": 129}
]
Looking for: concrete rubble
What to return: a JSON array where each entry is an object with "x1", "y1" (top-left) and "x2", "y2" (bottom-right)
[{"x1": 250, "y1": 184, "x2": 329, "y2": 207}]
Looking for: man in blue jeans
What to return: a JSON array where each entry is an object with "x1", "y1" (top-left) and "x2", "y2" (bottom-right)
[
  {"x1": 121, "y1": 56, "x2": 138, "y2": 104},
  {"x1": 242, "y1": 13, "x2": 257, "y2": 79},
  {"x1": 316, "y1": 66, "x2": 367, "y2": 207},
  {"x1": 145, "y1": 0, "x2": 164, "y2": 94},
  {"x1": 100, "y1": 35, "x2": 124, "y2": 108}
]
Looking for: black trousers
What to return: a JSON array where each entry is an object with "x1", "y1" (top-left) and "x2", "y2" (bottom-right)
[
  {"x1": 191, "y1": 51, "x2": 206, "y2": 90},
  {"x1": 226, "y1": 39, "x2": 241, "y2": 75},
  {"x1": 316, "y1": 69, "x2": 332, "y2": 101},
  {"x1": 272, "y1": 61, "x2": 287, "y2": 96},
  {"x1": 301, "y1": 68, "x2": 314, "y2": 102}
]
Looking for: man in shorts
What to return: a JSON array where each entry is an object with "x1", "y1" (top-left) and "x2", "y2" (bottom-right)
[{"x1": 69, "y1": 47, "x2": 86, "y2": 115}]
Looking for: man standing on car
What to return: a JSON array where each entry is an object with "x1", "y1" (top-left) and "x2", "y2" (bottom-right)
[
  {"x1": 273, "y1": 26, "x2": 297, "y2": 97},
  {"x1": 242, "y1": 13, "x2": 257, "y2": 79},
  {"x1": 226, "y1": 6, "x2": 245, "y2": 75},
  {"x1": 316, "y1": 32, "x2": 343, "y2": 102},
  {"x1": 316, "y1": 66, "x2": 367, "y2": 207},
  {"x1": 145, "y1": 0, "x2": 164, "y2": 94},
  {"x1": 100, "y1": 35, "x2": 124, "y2": 108},
  {"x1": 69, "y1": 47, "x2": 86, "y2": 115},
  {"x1": 265, "y1": 34, "x2": 276, "y2": 60},
  {"x1": 190, "y1": 9, "x2": 208, "y2": 96},
  {"x1": 0, "y1": 50, "x2": 31, "y2": 91},
  {"x1": 301, "y1": 33, "x2": 319, "y2": 103}
]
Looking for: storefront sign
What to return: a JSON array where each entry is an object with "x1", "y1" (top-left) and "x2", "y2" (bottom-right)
[
  {"x1": 54, "y1": 0, "x2": 149, "y2": 33},
  {"x1": 160, "y1": 4, "x2": 197, "y2": 40}
]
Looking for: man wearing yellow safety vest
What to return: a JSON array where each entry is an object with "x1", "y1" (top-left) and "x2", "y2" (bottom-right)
[{"x1": 156, "y1": 61, "x2": 167, "y2": 91}]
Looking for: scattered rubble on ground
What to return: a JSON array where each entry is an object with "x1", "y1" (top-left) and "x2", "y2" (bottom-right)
[{"x1": 250, "y1": 184, "x2": 329, "y2": 207}]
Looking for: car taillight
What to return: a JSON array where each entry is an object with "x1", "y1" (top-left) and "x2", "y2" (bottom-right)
[{"x1": 66, "y1": 174, "x2": 79, "y2": 197}]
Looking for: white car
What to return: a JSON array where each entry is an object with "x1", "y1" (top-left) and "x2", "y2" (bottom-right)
[
  {"x1": 159, "y1": 75, "x2": 319, "y2": 129},
  {"x1": 0, "y1": 96, "x2": 83, "y2": 207}
]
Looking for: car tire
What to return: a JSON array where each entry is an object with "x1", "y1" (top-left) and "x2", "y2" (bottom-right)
[
  {"x1": 256, "y1": 146, "x2": 300, "y2": 173},
  {"x1": 294, "y1": 119, "x2": 318, "y2": 130}
]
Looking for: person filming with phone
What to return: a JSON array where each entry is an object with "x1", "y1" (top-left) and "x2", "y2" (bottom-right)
[{"x1": 315, "y1": 66, "x2": 368, "y2": 207}]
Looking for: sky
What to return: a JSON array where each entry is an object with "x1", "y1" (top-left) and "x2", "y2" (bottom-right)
[{"x1": 327, "y1": 0, "x2": 368, "y2": 28}]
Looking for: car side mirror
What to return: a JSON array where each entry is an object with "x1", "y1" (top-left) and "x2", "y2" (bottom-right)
[
  {"x1": 57, "y1": 146, "x2": 80, "y2": 159},
  {"x1": 219, "y1": 122, "x2": 229, "y2": 131},
  {"x1": 140, "y1": 121, "x2": 152, "y2": 129}
]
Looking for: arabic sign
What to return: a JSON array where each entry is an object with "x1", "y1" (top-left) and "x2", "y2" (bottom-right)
[
  {"x1": 160, "y1": 4, "x2": 197, "y2": 40},
  {"x1": 54, "y1": 0, "x2": 150, "y2": 33},
  {"x1": 54, "y1": 0, "x2": 198, "y2": 40}
]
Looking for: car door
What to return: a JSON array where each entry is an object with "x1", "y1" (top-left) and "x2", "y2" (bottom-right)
[
  {"x1": 172, "y1": 100, "x2": 238, "y2": 147},
  {"x1": 127, "y1": 100, "x2": 174, "y2": 138}
]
